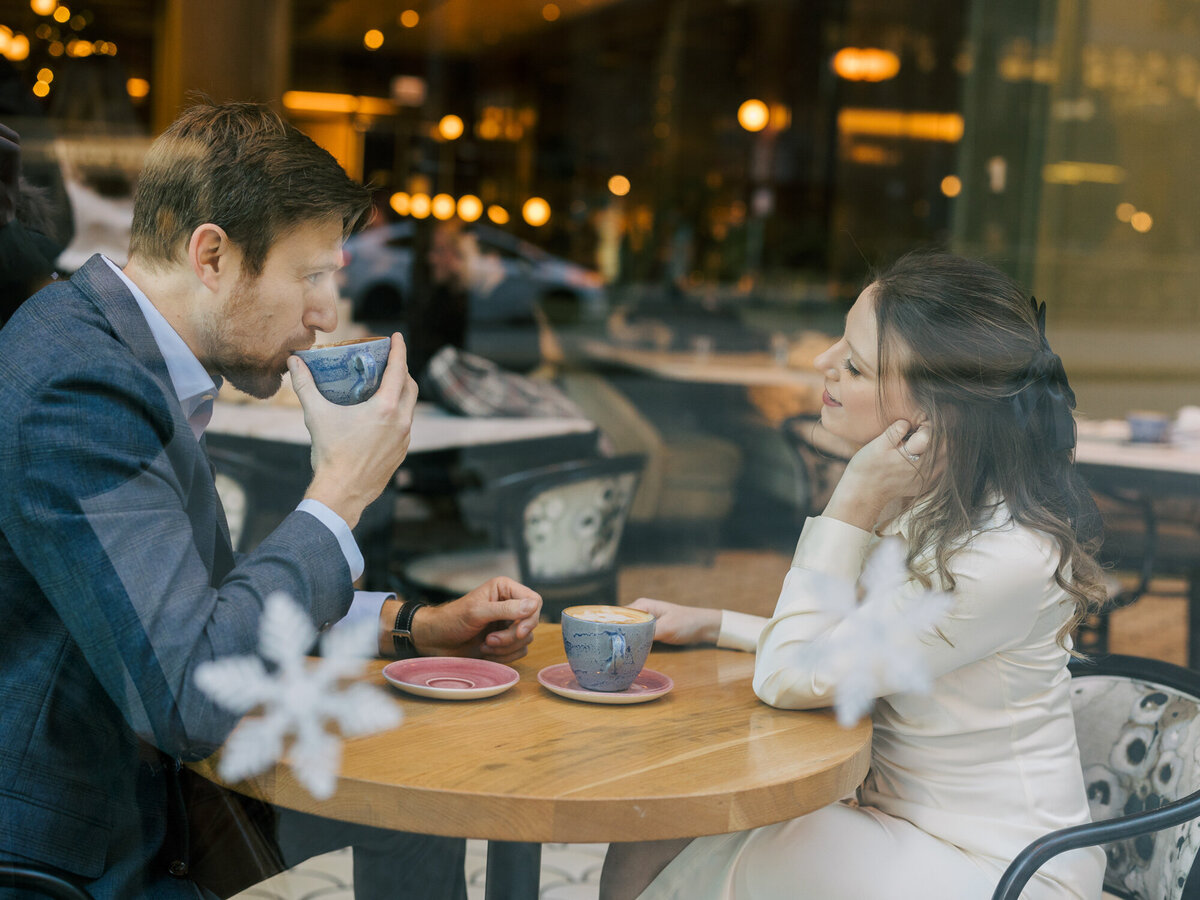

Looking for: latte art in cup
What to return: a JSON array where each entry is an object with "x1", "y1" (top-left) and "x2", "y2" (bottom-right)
[{"x1": 561, "y1": 605, "x2": 654, "y2": 625}]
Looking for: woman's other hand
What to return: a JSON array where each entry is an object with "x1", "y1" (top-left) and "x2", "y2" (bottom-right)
[
  {"x1": 628, "y1": 598, "x2": 722, "y2": 646},
  {"x1": 824, "y1": 419, "x2": 933, "y2": 530}
]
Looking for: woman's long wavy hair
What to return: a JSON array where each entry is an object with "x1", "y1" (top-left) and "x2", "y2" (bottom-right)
[{"x1": 868, "y1": 251, "x2": 1107, "y2": 648}]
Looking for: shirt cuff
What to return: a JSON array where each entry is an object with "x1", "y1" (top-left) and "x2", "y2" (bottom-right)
[
  {"x1": 326, "y1": 590, "x2": 394, "y2": 648},
  {"x1": 790, "y1": 515, "x2": 874, "y2": 583},
  {"x1": 717, "y1": 610, "x2": 766, "y2": 652},
  {"x1": 297, "y1": 498, "x2": 366, "y2": 582}
]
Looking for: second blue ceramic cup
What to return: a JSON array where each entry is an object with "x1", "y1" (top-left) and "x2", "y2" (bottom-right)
[{"x1": 561, "y1": 605, "x2": 656, "y2": 692}]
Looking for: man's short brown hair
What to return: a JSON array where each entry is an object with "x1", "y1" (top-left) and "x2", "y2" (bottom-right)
[{"x1": 129, "y1": 100, "x2": 371, "y2": 276}]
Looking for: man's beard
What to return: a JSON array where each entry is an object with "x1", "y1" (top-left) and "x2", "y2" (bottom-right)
[{"x1": 206, "y1": 278, "x2": 292, "y2": 399}]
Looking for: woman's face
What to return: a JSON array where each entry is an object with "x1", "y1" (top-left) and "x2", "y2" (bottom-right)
[{"x1": 813, "y1": 285, "x2": 923, "y2": 448}]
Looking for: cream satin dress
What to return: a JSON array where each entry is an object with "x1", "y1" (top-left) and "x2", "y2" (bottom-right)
[{"x1": 639, "y1": 508, "x2": 1106, "y2": 900}]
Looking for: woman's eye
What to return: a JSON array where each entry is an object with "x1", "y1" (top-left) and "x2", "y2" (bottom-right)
[{"x1": 842, "y1": 358, "x2": 861, "y2": 377}]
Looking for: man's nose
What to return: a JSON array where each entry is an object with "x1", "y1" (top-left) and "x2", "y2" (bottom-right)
[{"x1": 304, "y1": 285, "x2": 339, "y2": 333}]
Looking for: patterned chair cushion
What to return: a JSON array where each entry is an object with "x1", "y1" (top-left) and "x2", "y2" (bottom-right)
[
  {"x1": 523, "y1": 473, "x2": 638, "y2": 579},
  {"x1": 1071, "y1": 674, "x2": 1200, "y2": 898}
]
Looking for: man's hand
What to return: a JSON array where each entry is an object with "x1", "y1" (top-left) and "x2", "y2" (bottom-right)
[
  {"x1": 411, "y1": 578, "x2": 542, "y2": 663},
  {"x1": 627, "y1": 598, "x2": 721, "y2": 646},
  {"x1": 292, "y1": 332, "x2": 419, "y2": 529},
  {"x1": 0, "y1": 124, "x2": 21, "y2": 228}
]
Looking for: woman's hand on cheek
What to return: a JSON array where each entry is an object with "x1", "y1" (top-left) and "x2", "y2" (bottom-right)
[{"x1": 824, "y1": 419, "x2": 931, "y2": 530}]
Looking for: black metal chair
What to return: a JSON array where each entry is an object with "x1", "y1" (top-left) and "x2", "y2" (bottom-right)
[
  {"x1": 401, "y1": 455, "x2": 645, "y2": 622},
  {"x1": 0, "y1": 863, "x2": 91, "y2": 900},
  {"x1": 992, "y1": 654, "x2": 1200, "y2": 900},
  {"x1": 779, "y1": 413, "x2": 848, "y2": 521}
]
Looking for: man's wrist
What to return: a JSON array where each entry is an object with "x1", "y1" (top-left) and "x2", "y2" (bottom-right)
[{"x1": 390, "y1": 598, "x2": 427, "y2": 658}]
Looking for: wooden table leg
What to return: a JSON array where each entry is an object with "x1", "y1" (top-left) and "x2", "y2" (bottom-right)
[{"x1": 485, "y1": 841, "x2": 541, "y2": 900}]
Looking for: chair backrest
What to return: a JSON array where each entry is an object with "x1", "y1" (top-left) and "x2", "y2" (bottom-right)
[
  {"x1": 779, "y1": 414, "x2": 847, "y2": 519},
  {"x1": 494, "y1": 455, "x2": 644, "y2": 616},
  {"x1": 0, "y1": 863, "x2": 92, "y2": 900},
  {"x1": 1069, "y1": 654, "x2": 1200, "y2": 899}
]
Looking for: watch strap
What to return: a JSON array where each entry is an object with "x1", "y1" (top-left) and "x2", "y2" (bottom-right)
[{"x1": 391, "y1": 598, "x2": 427, "y2": 658}]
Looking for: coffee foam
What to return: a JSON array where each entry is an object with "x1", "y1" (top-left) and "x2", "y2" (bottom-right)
[
  {"x1": 313, "y1": 336, "x2": 388, "y2": 348},
  {"x1": 563, "y1": 605, "x2": 654, "y2": 625}
]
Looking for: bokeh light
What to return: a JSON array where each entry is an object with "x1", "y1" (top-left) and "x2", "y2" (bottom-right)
[
  {"x1": 940, "y1": 175, "x2": 962, "y2": 197},
  {"x1": 438, "y1": 114, "x2": 464, "y2": 141},
  {"x1": 389, "y1": 192, "x2": 411, "y2": 216},
  {"x1": 607, "y1": 174, "x2": 631, "y2": 197},
  {"x1": 1130, "y1": 211, "x2": 1153, "y2": 233},
  {"x1": 1115, "y1": 202, "x2": 1136, "y2": 223},
  {"x1": 37, "y1": 67, "x2": 53, "y2": 82},
  {"x1": 737, "y1": 99, "x2": 769, "y2": 132},
  {"x1": 399, "y1": 10, "x2": 419, "y2": 27},
  {"x1": 30, "y1": 0, "x2": 56, "y2": 15},
  {"x1": 7, "y1": 33, "x2": 30, "y2": 60},
  {"x1": 457, "y1": 194, "x2": 483, "y2": 222},
  {"x1": 32, "y1": 80, "x2": 49, "y2": 97},
  {"x1": 542, "y1": 3, "x2": 561, "y2": 21},
  {"x1": 126, "y1": 78, "x2": 149, "y2": 98},
  {"x1": 431, "y1": 193, "x2": 456, "y2": 220},
  {"x1": 409, "y1": 193, "x2": 431, "y2": 219},
  {"x1": 487, "y1": 205, "x2": 510, "y2": 225},
  {"x1": 522, "y1": 197, "x2": 551, "y2": 227},
  {"x1": 833, "y1": 47, "x2": 902, "y2": 82},
  {"x1": 363, "y1": 29, "x2": 384, "y2": 50},
  {"x1": 53, "y1": 5, "x2": 70, "y2": 24}
]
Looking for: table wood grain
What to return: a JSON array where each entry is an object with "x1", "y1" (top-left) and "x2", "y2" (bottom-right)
[{"x1": 194, "y1": 624, "x2": 872, "y2": 844}]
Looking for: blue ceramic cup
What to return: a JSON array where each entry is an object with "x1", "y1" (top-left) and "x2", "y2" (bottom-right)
[
  {"x1": 294, "y1": 336, "x2": 390, "y2": 406},
  {"x1": 561, "y1": 605, "x2": 656, "y2": 692}
]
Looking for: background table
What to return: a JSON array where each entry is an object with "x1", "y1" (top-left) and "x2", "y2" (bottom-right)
[
  {"x1": 195, "y1": 623, "x2": 872, "y2": 897},
  {"x1": 1075, "y1": 420, "x2": 1200, "y2": 664}
]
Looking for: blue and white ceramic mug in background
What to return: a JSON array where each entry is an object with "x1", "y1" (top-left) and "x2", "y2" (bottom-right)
[
  {"x1": 294, "y1": 336, "x2": 390, "y2": 405},
  {"x1": 561, "y1": 605, "x2": 656, "y2": 692}
]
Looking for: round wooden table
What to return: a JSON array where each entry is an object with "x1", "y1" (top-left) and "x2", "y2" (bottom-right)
[{"x1": 197, "y1": 622, "x2": 872, "y2": 895}]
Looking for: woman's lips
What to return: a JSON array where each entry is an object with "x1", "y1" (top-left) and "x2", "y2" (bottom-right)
[{"x1": 823, "y1": 389, "x2": 841, "y2": 407}]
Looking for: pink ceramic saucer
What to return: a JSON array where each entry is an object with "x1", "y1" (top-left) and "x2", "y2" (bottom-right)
[
  {"x1": 383, "y1": 657, "x2": 519, "y2": 700},
  {"x1": 537, "y1": 663, "x2": 673, "y2": 705}
]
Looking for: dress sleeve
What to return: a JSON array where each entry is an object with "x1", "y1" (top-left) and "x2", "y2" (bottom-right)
[{"x1": 753, "y1": 514, "x2": 1063, "y2": 709}]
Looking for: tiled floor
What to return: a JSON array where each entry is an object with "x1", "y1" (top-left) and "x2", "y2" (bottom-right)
[{"x1": 233, "y1": 841, "x2": 607, "y2": 899}]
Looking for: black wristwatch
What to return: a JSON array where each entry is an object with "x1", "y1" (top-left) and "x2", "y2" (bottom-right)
[{"x1": 391, "y1": 598, "x2": 427, "y2": 658}]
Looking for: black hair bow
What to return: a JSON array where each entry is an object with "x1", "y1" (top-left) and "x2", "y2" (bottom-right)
[{"x1": 1010, "y1": 297, "x2": 1077, "y2": 452}]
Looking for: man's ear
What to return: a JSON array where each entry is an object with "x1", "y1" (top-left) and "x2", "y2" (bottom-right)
[{"x1": 187, "y1": 223, "x2": 235, "y2": 291}]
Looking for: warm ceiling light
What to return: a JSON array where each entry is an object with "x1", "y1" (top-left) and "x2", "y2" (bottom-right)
[
  {"x1": 457, "y1": 194, "x2": 483, "y2": 222},
  {"x1": 522, "y1": 197, "x2": 551, "y2": 227},
  {"x1": 399, "y1": 9, "x2": 419, "y2": 27},
  {"x1": 389, "y1": 192, "x2": 411, "y2": 216},
  {"x1": 409, "y1": 193, "x2": 431, "y2": 219},
  {"x1": 833, "y1": 47, "x2": 902, "y2": 82},
  {"x1": 607, "y1": 174, "x2": 630, "y2": 197},
  {"x1": 487, "y1": 205, "x2": 510, "y2": 225},
  {"x1": 737, "y1": 99, "x2": 769, "y2": 132},
  {"x1": 126, "y1": 77, "x2": 150, "y2": 99},
  {"x1": 431, "y1": 193, "x2": 456, "y2": 220},
  {"x1": 438, "y1": 114, "x2": 464, "y2": 141},
  {"x1": 363, "y1": 29, "x2": 384, "y2": 50},
  {"x1": 30, "y1": 0, "x2": 56, "y2": 14}
]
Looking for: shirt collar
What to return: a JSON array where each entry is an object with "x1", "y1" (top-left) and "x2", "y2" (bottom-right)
[{"x1": 102, "y1": 255, "x2": 220, "y2": 438}]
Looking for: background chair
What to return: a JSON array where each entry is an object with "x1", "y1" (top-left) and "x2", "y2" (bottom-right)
[
  {"x1": 992, "y1": 654, "x2": 1200, "y2": 900},
  {"x1": 401, "y1": 455, "x2": 644, "y2": 621},
  {"x1": 779, "y1": 413, "x2": 848, "y2": 522},
  {"x1": 0, "y1": 863, "x2": 91, "y2": 900}
]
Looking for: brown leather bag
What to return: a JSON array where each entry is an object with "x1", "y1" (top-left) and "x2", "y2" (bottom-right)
[{"x1": 169, "y1": 762, "x2": 286, "y2": 898}]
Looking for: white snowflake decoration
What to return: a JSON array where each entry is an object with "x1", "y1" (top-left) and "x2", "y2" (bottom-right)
[
  {"x1": 810, "y1": 538, "x2": 953, "y2": 728},
  {"x1": 195, "y1": 592, "x2": 402, "y2": 799}
]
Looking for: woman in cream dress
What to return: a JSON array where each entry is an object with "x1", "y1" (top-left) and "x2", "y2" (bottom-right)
[{"x1": 601, "y1": 253, "x2": 1109, "y2": 900}]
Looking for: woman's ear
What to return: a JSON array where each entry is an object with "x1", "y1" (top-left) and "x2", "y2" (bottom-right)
[{"x1": 187, "y1": 223, "x2": 234, "y2": 292}]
